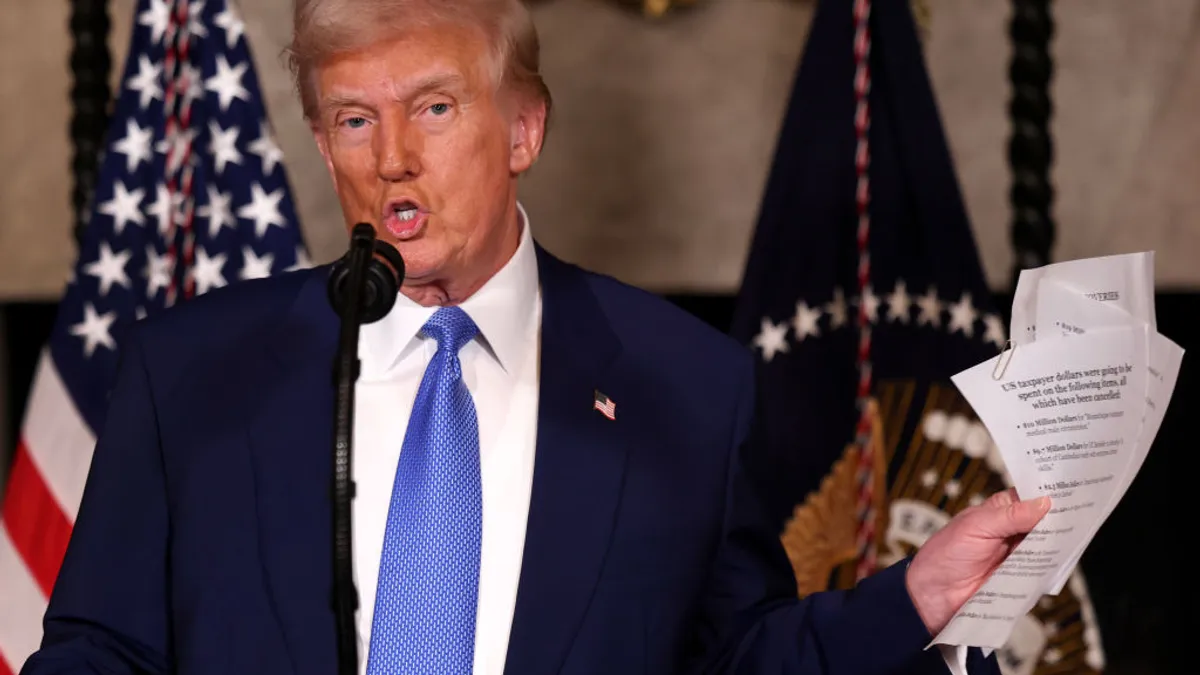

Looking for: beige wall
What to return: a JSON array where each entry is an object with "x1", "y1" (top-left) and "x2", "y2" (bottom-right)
[{"x1": 2, "y1": 0, "x2": 1199, "y2": 300}]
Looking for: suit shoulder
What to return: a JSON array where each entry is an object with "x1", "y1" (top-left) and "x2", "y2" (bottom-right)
[
  {"x1": 581, "y1": 268, "x2": 753, "y2": 377},
  {"x1": 130, "y1": 266, "x2": 323, "y2": 352}
]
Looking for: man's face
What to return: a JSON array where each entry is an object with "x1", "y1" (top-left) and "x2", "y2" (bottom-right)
[{"x1": 310, "y1": 22, "x2": 543, "y2": 303}]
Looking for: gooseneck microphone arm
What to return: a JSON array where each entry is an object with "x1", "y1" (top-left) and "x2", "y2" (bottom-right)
[{"x1": 326, "y1": 223, "x2": 405, "y2": 675}]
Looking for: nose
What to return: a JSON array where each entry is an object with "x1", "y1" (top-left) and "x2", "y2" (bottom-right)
[{"x1": 375, "y1": 114, "x2": 421, "y2": 182}]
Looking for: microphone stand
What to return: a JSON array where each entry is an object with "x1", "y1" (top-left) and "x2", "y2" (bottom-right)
[{"x1": 327, "y1": 223, "x2": 403, "y2": 675}]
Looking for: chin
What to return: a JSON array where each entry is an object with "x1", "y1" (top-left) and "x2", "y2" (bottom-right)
[{"x1": 391, "y1": 248, "x2": 445, "y2": 284}]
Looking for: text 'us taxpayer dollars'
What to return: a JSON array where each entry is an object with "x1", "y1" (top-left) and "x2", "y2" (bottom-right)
[{"x1": 932, "y1": 252, "x2": 1185, "y2": 650}]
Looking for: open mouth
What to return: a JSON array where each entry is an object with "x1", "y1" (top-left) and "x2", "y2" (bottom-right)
[
  {"x1": 383, "y1": 199, "x2": 427, "y2": 239},
  {"x1": 393, "y1": 202, "x2": 418, "y2": 222}
]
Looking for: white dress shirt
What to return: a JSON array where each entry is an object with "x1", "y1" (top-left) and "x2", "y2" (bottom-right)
[{"x1": 352, "y1": 204, "x2": 541, "y2": 675}]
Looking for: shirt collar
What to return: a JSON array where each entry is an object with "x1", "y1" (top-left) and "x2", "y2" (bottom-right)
[{"x1": 359, "y1": 202, "x2": 540, "y2": 380}]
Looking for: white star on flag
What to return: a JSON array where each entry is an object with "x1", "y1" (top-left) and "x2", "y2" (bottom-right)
[
  {"x1": 915, "y1": 286, "x2": 942, "y2": 327},
  {"x1": 947, "y1": 292, "x2": 978, "y2": 337},
  {"x1": 98, "y1": 181, "x2": 146, "y2": 234},
  {"x1": 83, "y1": 242, "x2": 133, "y2": 297},
  {"x1": 69, "y1": 303, "x2": 117, "y2": 357},
  {"x1": 240, "y1": 247, "x2": 275, "y2": 280},
  {"x1": 137, "y1": 0, "x2": 171, "y2": 44},
  {"x1": 173, "y1": 194, "x2": 193, "y2": 230},
  {"x1": 825, "y1": 287, "x2": 848, "y2": 329},
  {"x1": 214, "y1": 4, "x2": 245, "y2": 49},
  {"x1": 792, "y1": 300, "x2": 822, "y2": 341},
  {"x1": 127, "y1": 55, "x2": 163, "y2": 110},
  {"x1": 144, "y1": 184, "x2": 175, "y2": 235},
  {"x1": 112, "y1": 120, "x2": 154, "y2": 173},
  {"x1": 205, "y1": 54, "x2": 250, "y2": 112},
  {"x1": 181, "y1": 62, "x2": 205, "y2": 113},
  {"x1": 983, "y1": 314, "x2": 1007, "y2": 350},
  {"x1": 885, "y1": 279, "x2": 911, "y2": 323},
  {"x1": 144, "y1": 245, "x2": 173, "y2": 299},
  {"x1": 155, "y1": 126, "x2": 199, "y2": 176},
  {"x1": 859, "y1": 285, "x2": 880, "y2": 323},
  {"x1": 198, "y1": 186, "x2": 236, "y2": 238},
  {"x1": 185, "y1": 0, "x2": 208, "y2": 39},
  {"x1": 208, "y1": 121, "x2": 243, "y2": 174},
  {"x1": 287, "y1": 246, "x2": 313, "y2": 271},
  {"x1": 248, "y1": 121, "x2": 285, "y2": 175},
  {"x1": 191, "y1": 247, "x2": 228, "y2": 295},
  {"x1": 237, "y1": 183, "x2": 287, "y2": 238},
  {"x1": 753, "y1": 317, "x2": 790, "y2": 362}
]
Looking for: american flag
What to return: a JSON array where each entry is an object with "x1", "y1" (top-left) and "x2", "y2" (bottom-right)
[
  {"x1": 593, "y1": 390, "x2": 616, "y2": 420},
  {"x1": 0, "y1": 0, "x2": 308, "y2": 671}
]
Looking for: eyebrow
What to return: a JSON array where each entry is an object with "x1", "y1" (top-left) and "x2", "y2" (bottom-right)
[
  {"x1": 320, "y1": 72, "x2": 468, "y2": 115},
  {"x1": 399, "y1": 72, "x2": 468, "y2": 100}
]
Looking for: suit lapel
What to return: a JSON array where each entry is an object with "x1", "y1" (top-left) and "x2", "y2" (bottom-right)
[
  {"x1": 246, "y1": 267, "x2": 340, "y2": 675},
  {"x1": 503, "y1": 247, "x2": 630, "y2": 675}
]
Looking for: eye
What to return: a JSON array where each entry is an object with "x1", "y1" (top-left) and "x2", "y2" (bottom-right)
[
  {"x1": 428, "y1": 103, "x2": 451, "y2": 116},
  {"x1": 342, "y1": 116, "x2": 368, "y2": 129}
]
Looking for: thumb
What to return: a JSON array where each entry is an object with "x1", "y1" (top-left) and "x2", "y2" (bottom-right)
[{"x1": 992, "y1": 495, "x2": 1051, "y2": 537}]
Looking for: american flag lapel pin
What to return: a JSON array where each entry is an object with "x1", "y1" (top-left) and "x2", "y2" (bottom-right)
[{"x1": 593, "y1": 390, "x2": 616, "y2": 420}]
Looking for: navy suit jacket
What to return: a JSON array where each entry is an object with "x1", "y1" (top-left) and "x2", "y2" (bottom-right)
[{"x1": 23, "y1": 245, "x2": 996, "y2": 674}]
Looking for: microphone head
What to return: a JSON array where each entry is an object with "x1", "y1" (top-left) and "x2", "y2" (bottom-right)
[
  {"x1": 359, "y1": 240, "x2": 405, "y2": 322},
  {"x1": 327, "y1": 224, "x2": 405, "y2": 324},
  {"x1": 371, "y1": 239, "x2": 406, "y2": 292}
]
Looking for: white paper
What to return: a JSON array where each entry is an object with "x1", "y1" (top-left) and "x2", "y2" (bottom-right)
[
  {"x1": 930, "y1": 252, "x2": 1183, "y2": 651},
  {"x1": 932, "y1": 326, "x2": 1148, "y2": 649},
  {"x1": 1034, "y1": 278, "x2": 1184, "y2": 593},
  {"x1": 1010, "y1": 251, "x2": 1156, "y2": 345},
  {"x1": 1044, "y1": 331, "x2": 1183, "y2": 593}
]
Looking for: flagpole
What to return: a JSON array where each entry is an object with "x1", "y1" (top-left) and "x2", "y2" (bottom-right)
[
  {"x1": 68, "y1": 0, "x2": 113, "y2": 247},
  {"x1": 1007, "y1": 0, "x2": 1055, "y2": 288}
]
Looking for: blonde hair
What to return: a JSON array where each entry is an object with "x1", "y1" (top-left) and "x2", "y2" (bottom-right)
[{"x1": 285, "y1": 0, "x2": 552, "y2": 125}]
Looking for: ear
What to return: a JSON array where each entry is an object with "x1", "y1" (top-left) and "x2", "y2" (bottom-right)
[
  {"x1": 508, "y1": 97, "x2": 547, "y2": 175},
  {"x1": 310, "y1": 119, "x2": 340, "y2": 192}
]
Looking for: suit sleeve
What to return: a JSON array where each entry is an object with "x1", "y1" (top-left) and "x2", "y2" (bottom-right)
[
  {"x1": 21, "y1": 329, "x2": 171, "y2": 675},
  {"x1": 685, "y1": 356, "x2": 1002, "y2": 675}
]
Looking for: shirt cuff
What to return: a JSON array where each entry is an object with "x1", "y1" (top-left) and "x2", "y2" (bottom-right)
[{"x1": 939, "y1": 644, "x2": 970, "y2": 675}]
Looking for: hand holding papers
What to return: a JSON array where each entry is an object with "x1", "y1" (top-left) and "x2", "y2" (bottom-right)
[{"x1": 930, "y1": 252, "x2": 1184, "y2": 651}]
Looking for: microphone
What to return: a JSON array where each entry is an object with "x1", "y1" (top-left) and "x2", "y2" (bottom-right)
[
  {"x1": 326, "y1": 223, "x2": 404, "y2": 675},
  {"x1": 327, "y1": 222, "x2": 405, "y2": 323}
]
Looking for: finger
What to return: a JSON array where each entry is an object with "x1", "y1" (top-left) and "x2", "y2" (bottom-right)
[
  {"x1": 985, "y1": 487, "x2": 1019, "y2": 509},
  {"x1": 993, "y1": 496, "x2": 1051, "y2": 536}
]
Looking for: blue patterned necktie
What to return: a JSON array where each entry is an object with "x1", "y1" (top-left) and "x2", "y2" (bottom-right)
[{"x1": 367, "y1": 306, "x2": 482, "y2": 674}]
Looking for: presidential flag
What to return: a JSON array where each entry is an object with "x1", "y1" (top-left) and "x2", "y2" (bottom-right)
[
  {"x1": 0, "y1": 1, "x2": 308, "y2": 671},
  {"x1": 729, "y1": 0, "x2": 1105, "y2": 673}
]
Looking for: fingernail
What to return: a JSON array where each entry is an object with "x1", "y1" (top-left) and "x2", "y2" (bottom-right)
[{"x1": 1036, "y1": 496, "x2": 1051, "y2": 510}]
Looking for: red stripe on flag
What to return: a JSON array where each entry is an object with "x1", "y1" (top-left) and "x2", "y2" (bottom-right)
[
  {"x1": 0, "y1": 649, "x2": 14, "y2": 675},
  {"x1": 1, "y1": 440, "x2": 73, "y2": 598}
]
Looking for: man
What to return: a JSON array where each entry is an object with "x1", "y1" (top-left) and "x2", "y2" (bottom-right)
[{"x1": 22, "y1": 1, "x2": 1048, "y2": 673}]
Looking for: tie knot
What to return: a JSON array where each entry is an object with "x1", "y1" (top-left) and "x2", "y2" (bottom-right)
[{"x1": 421, "y1": 306, "x2": 479, "y2": 354}]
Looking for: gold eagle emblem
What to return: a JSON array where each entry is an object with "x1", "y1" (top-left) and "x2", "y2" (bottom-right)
[{"x1": 780, "y1": 399, "x2": 888, "y2": 595}]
